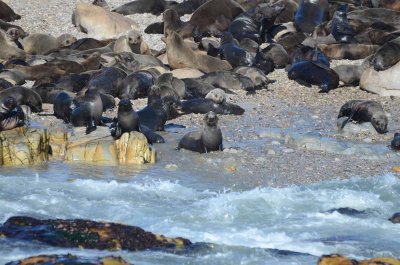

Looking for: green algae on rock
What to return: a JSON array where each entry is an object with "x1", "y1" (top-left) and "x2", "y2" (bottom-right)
[
  {"x1": 0, "y1": 216, "x2": 191, "y2": 252},
  {"x1": 6, "y1": 254, "x2": 132, "y2": 265}
]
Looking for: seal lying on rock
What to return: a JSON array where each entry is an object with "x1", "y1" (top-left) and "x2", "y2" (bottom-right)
[
  {"x1": 371, "y1": 37, "x2": 400, "y2": 71},
  {"x1": 21, "y1": 33, "x2": 77, "y2": 55},
  {"x1": 0, "y1": 86, "x2": 43, "y2": 113},
  {"x1": 113, "y1": 30, "x2": 151, "y2": 55},
  {"x1": 110, "y1": 99, "x2": 165, "y2": 144},
  {"x1": 219, "y1": 32, "x2": 254, "y2": 68},
  {"x1": 113, "y1": 0, "x2": 178, "y2": 16},
  {"x1": 331, "y1": 4, "x2": 357, "y2": 43},
  {"x1": 0, "y1": 96, "x2": 25, "y2": 131},
  {"x1": 338, "y1": 100, "x2": 388, "y2": 134},
  {"x1": 177, "y1": 111, "x2": 223, "y2": 153}
]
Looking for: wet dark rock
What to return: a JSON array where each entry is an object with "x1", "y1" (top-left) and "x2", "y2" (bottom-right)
[
  {"x1": 6, "y1": 254, "x2": 132, "y2": 265},
  {"x1": 389, "y1": 212, "x2": 400, "y2": 223},
  {"x1": 0, "y1": 216, "x2": 192, "y2": 252},
  {"x1": 326, "y1": 207, "x2": 365, "y2": 216}
]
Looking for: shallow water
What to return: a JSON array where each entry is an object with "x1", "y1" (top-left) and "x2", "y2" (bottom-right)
[{"x1": 0, "y1": 162, "x2": 399, "y2": 264}]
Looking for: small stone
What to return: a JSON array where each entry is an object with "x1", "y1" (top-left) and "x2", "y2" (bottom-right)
[
  {"x1": 391, "y1": 166, "x2": 400, "y2": 173},
  {"x1": 282, "y1": 148, "x2": 294, "y2": 153},
  {"x1": 267, "y1": 149, "x2": 276, "y2": 155},
  {"x1": 165, "y1": 164, "x2": 178, "y2": 170},
  {"x1": 363, "y1": 138, "x2": 373, "y2": 143},
  {"x1": 271, "y1": 141, "x2": 281, "y2": 145}
]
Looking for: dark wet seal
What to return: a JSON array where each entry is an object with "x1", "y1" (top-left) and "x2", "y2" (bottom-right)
[{"x1": 390, "y1": 133, "x2": 400, "y2": 151}]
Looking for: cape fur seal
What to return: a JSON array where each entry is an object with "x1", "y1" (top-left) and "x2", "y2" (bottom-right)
[
  {"x1": 21, "y1": 33, "x2": 77, "y2": 55},
  {"x1": 181, "y1": 98, "x2": 245, "y2": 115},
  {"x1": 53, "y1": 91, "x2": 74, "y2": 123},
  {"x1": 0, "y1": 86, "x2": 42, "y2": 113},
  {"x1": 179, "y1": 0, "x2": 244, "y2": 38},
  {"x1": 318, "y1": 44, "x2": 379, "y2": 60},
  {"x1": 219, "y1": 32, "x2": 254, "y2": 68},
  {"x1": 113, "y1": 30, "x2": 151, "y2": 55},
  {"x1": 0, "y1": 96, "x2": 24, "y2": 131},
  {"x1": 337, "y1": 100, "x2": 388, "y2": 134},
  {"x1": 389, "y1": 212, "x2": 400, "y2": 223},
  {"x1": 166, "y1": 30, "x2": 232, "y2": 73},
  {"x1": 0, "y1": 1, "x2": 21, "y2": 22},
  {"x1": 0, "y1": 29, "x2": 25, "y2": 59},
  {"x1": 294, "y1": 0, "x2": 329, "y2": 33},
  {"x1": 390, "y1": 133, "x2": 400, "y2": 151},
  {"x1": 177, "y1": 111, "x2": 223, "y2": 153},
  {"x1": 71, "y1": 89, "x2": 103, "y2": 134},
  {"x1": 113, "y1": 0, "x2": 178, "y2": 16},
  {"x1": 72, "y1": 3, "x2": 139, "y2": 39},
  {"x1": 371, "y1": 37, "x2": 400, "y2": 71},
  {"x1": 109, "y1": 99, "x2": 165, "y2": 144},
  {"x1": 331, "y1": 4, "x2": 357, "y2": 43}
]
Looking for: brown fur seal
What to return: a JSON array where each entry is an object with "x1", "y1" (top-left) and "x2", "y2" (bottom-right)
[
  {"x1": 71, "y1": 89, "x2": 103, "y2": 134},
  {"x1": 338, "y1": 100, "x2": 388, "y2": 134},
  {"x1": 112, "y1": 0, "x2": 178, "y2": 16},
  {"x1": 21, "y1": 33, "x2": 77, "y2": 55},
  {"x1": 371, "y1": 37, "x2": 400, "y2": 71},
  {"x1": 318, "y1": 44, "x2": 379, "y2": 60},
  {"x1": 333, "y1": 64, "x2": 365, "y2": 86},
  {"x1": 0, "y1": 96, "x2": 24, "y2": 131},
  {"x1": 69, "y1": 38, "x2": 112, "y2": 51},
  {"x1": 390, "y1": 133, "x2": 400, "y2": 151},
  {"x1": 11, "y1": 64, "x2": 66, "y2": 83},
  {"x1": 166, "y1": 30, "x2": 232, "y2": 73},
  {"x1": 0, "y1": 29, "x2": 25, "y2": 59},
  {"x1": 294, "y1": 0, "x2": 329, "y2": 34},
  {"x1": 0, "y1": 86, "x2": 42, "y2": 113},
  {"x1": 113, "y1": 30, "x2": 151, "y2": 55},
  {"x1": 177, "y1": 111, "x2": 223, "y2": 153},
  {"x1": 347, "y1": 8, "x2": 400, "y2": 32},
  {"x1": 72, "y1": 3, "x2": 139, "y2": 39},
  {"x1": 179, "y1": 0, "x2": 244, "y2": 38},
  {"x1": 0, "y1": 1, "x2": 21, "y2": 22}
]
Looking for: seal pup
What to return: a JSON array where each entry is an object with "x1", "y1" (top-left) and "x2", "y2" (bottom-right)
[
  {"x1": 0, "y1": 96, "x2": 25, "y2": 131},
  {"x1": 0, "y1": 1, "x2": 21, "y2": 22},
  {"x1": 165, "y1": 30, "x2": 232, "y2": 73},
  {"x1": 71, "y1": 89, "x2": 103, "y2": 134},
  {"x1": 390, "y1": 133, "x2": 400, "y2": 151},
  {"x1": 155, "y1": 73, "x2": 186, "y2": 99},
  {"x1": 337, "y1": 100, "x2": 388, "y2": 134},
  {"x1": 331, "y1": 4, "x2": 357, "y2": 43},
  {"x1": 371, "y1": 37, "x2": 400, "y2": 71},
  {"x1": 109, "y1": 99, "x2": 165, "y2": 144},
  {"x1": 113, "y1": 30, "x2": 151, "y2": 55},
  {"x1": 177, "y1": 111, "x2": 223, "y2": 153},
  {"x1": 6, "y1": 28, "x2": 23, "y2": 49},
  {"x1": 21, "y1": 33, "x2": 77, "y2": 55},
  {"x1": 197, "y1": 71, "x2": 256, "y2": 92},
  {"x1": 219, "y1": 32, "x2": 254, "y2": 68},
  {"x1": 112, "y1": 0, "x2": 178, "y2": 16}
]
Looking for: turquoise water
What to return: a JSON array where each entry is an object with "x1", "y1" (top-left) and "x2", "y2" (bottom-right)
[{"x1": 0, "y1": 163, "x2": 399, "y2": 264}]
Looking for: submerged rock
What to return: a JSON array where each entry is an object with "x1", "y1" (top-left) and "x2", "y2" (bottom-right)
[
  {"x1": 0, "y1": 216, "x2": 191, "y2": 252},
  {"x1": 318, "y1": 254, "x2": 400, "y2": 265},
  {"x1": 6, "y1": 254, "x2": 132, "y2": 265},
  {"x1": 389, "y1": 212, "x2": 400, "y2": 223},
  {"x1": 0, "y1": 125, "x2": 49, "y2": 166}
]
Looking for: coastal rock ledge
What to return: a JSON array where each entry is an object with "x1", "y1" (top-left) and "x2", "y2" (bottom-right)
[
  {"x1": 6, "y1": 254, "x2": 132, "y2": 265},
  {"x1": 0, "y1": 125, "x2": 156, "y2": 166},
  {"x1": 318, "y1": 254, "x2": 400, "y2": 265}
]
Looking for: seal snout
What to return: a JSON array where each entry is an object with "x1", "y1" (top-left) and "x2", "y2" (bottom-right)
[{"x1": 204, "y1": 111, "x2": 218, "y2": 126}]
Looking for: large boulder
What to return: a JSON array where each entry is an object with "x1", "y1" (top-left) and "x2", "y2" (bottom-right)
[
  {"x1": 65, "y1": 127, "x2": 155, "y2": 165},
  {"x1": 6, "y1": 255, "x2": 131, "y2": 265},
  {"x1": 72, "y1": 3, "x2": 139, "y2": 39},
  {"x1": 318, "y1": 254, "x2": 400, "y2": 265},
  {"x1": 0, "y1": 216, "x2": 191, "y2": 252},
  {"x1": 0, "y1": 125, "x2": 49, "y2": 166},
  {"x1": 360, "y1": 60, "x2": 400, "y2": 97}
]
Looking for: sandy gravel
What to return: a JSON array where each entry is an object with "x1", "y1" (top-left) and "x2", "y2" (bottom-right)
[{"x1": 4, "y1": 0, "x2": 400, "y2": 187}]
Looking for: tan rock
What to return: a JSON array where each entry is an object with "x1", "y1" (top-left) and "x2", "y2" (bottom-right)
[
  {"x1": 0, "y1": 125, "x2": 49, "y2": 166},
  {"x1": 65, "y1": 127, "x2": 155, "y2": 165},
  {"x1": 317, "y1": 254, "x2": 358, "y2": 265}
]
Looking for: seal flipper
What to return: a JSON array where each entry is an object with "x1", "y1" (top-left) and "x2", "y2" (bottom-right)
[
  {"x1": 340, "y1": 107, "x2": 359, "y2": 130},
  {"x1": 85, "y1": 118, "x2": 97, "y2": 134},
  {"x1": 140, "y1": 124, "x2": 165, "y2": 144}
]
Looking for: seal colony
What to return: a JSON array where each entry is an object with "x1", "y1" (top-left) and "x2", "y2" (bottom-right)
[{"x1": 0, "y1": 1, "x2": 400, "y2": 155}]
